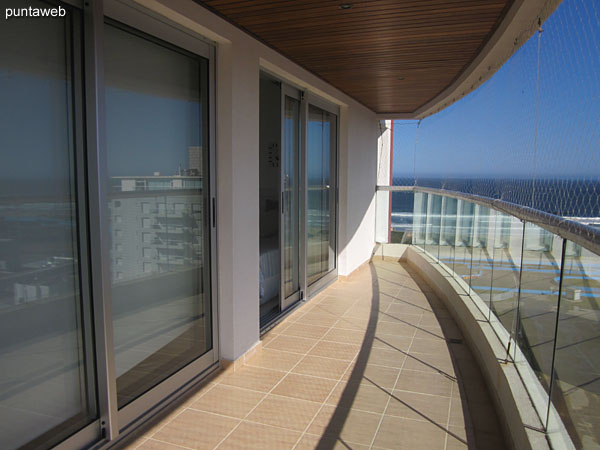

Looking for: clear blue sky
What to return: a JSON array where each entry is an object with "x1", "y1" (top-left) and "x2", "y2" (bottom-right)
[{"x1": 393, "y1": 0, "x2": 600, "y2": 181}]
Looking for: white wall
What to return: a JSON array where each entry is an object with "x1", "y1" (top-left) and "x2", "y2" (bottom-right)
[
  {"x1": 135, "y1": 0, "x2": 380, "y2": 360},
  {"x1": 338, "y1": 106, "x2": 379, "y2": 276}
]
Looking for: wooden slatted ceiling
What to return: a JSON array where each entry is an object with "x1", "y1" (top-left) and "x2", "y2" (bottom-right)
[{"x1": 197, "y1": 0, "x2": 513, "y2": 114}]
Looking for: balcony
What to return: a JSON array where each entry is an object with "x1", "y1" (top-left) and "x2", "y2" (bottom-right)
[
  {"x1": 122, "y1": 258, "x2": 505, "y2": 450},
  {"x1": 1, "y1": 0, "x2": 597, "y2": 448}
]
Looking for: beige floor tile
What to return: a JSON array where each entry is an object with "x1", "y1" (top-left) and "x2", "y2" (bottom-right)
[
  {"x1": 342, "y1": 305, "x2": 374, "y2": 320},
  {"x1": 279, "y1": 323, "x2": 330, "y2": 340},
  {"x1": 372, "y1": 334, "x2": 413, "y2": 352},
  {"x1": 309, "y1": 300, "x2": 348, "y2": 313},
  {"x1": 409, "y1": 337, "x2": 451, "y2": 355},
  {"x1": 448, "y1": 424, "x2": 467, "y2": 441},
  {"x1": 378, "y1": 311, "x2": 422, "y2": 324},
  {"x1": 246, "y1": 394, "x2": 321, "y2": 431},
  {"x1": 292, "y1": 355, "x2": 351, "y2": 380},
  {"x1": 189, "y1": 384, "x2": 264, "y2": 419},
  {"x1": 307, "y1": 405, "x2": 381, "y2": 446},
  {"x1": 395, "y1": 370, "x2": 454, "y2": 397},
  {"x1": 449, "y1": 397, "x2": 467, "y2": 427},
  {"x1": 358, "y1": 346, "x2": 406, "y2": 369},
  {"x1": 395, "y1": 290, "x2": 434, "y2": 306},
  {"x1": 402, "y1": 352, "x2": 455, "y2": 377},
  {"x1": 271, "y1": 373, "x2": 337, "y2": 403},
  {"x1": 343, "y1": 363, "x2": 401, "y2": 390},
  {"x1": 334, "y1": 317, "x2": 370, "y2": 331},
  {"x1": 322, "y1": 327, "x2": 367, "y2": 346},
  {"x1": 218, "y1": 366, "x2": 286, "y2": 393},
  {"x1": 137, "y1": 412, "x2": 180, "y2": 438},
  {"x1": 387, "y1": 301, "x2": 433, "y2": 316},
  {"x1": 245, "y1": 348, "x2": 304, "y2": 372},
  {"x1": 418, "y1": 313, "x2": 443, "y2": 327},
  {"x1": 386, "y1": 390, "x2": 451, "y2": 423},
  {"x1": 295, "y1": 433, "x2": 370, "y2": 449},
  {"x1": 314, "y1": 303, "x2": 353, "y2": 316},
  {"x1": 446, "y1": 437, "x2": 469, "y2": 450},
  {"x1": 260, "y1": 331, "x2": 279, "y2": 346},
  {"x1": 217, "y1": 421, "x2": 301, "y2": 450},
  {"x1": 122, "y1": 260, "x2": 507, "y2": 450},
  {"x1": 136, "y1": 438, "x2": 189, "y2": 449},
  {"x1": 295, "y1": 312, "x2": 340, "y2": 328},
  {"x1": 326, "y1": 382, "x2": 391, "y2": 414},
  {"x1": 377, "y1": 287, "x2": 401, "y2": 299},
  {"x1": 413, "y1": 328, "x2": 447, "y2": 341},
  {"x1": 263, "y1": 334, "x2": 319, "y2": 355},
  {"x1": 153, "y1": 409, "x2": 238, "y2": 449},
  {"x1": 316, "y1": 294, "x2": 350, "y2": 304},
  {"x1": 373, "y1": 416, "x2": 447, "y2": 450},
  {"x1": 308, "y1": 341, "x2": 361, "y2": 361},
  {"x1": 375, "y1": 320, "x2": 417, "y2": 337}
]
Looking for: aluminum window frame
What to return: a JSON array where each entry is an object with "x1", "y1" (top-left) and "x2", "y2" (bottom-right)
[
  {"x1": 45, "y1": 0, "x2": 219, "y2": 447},
  {"x1": 304, "y1": 93, "x2": 340, "y2": 298}
]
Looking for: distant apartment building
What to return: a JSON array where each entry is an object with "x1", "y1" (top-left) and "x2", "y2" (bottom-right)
[{"x1": 109, "y1": 169, "x2": 204, "y2": 283}]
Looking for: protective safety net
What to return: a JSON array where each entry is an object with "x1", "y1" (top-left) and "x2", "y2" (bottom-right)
[{"x1": 392, "y1": 0, "x2": 599, "y2": 226}]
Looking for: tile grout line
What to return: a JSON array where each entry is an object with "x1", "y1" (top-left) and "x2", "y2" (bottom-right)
[
  {"x1": 443, "y1": 380, "x2": 455, "y2": 450},
  {"x1": 130, "y1": 437, "x2": 149, "y2": 450},
  {"x1": 141, "y1": 380, "x2": 219, "y2": 442},
  {"x1": 139, "y1": 265, "x2": 435, "y2": 450},
  {"x1": 213, "y1": 287, "x2": 368, "y2": 449},
  {"x1": 187, "y1": 393, "x2": 453, "y2": 424},
  {"x1": 290, "y1": 280, "x2": 383, "y2": 450},
  {"x1": 145, "y1": 437, "x2": 196, "y2": 450},
  {"x1": 368, "y1": 282, "x2": 419, "y2": 450}
]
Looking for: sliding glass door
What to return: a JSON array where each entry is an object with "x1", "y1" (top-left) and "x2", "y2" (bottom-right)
[
  {"x1": 306, "y1": 104, "x2": 338, "y2": 288},
  {"x1": 281, "y1": 88, "x2": 302, "y2": 310},
  {"x1": 104, "y1": 20, "x2": 214, "y2": 412},
  {"x1": 0, "y1": 4, "x2": 97, "y2": 449},
  {"x1": 259, "y1": 78, "x2": 339, "y2": 320}
]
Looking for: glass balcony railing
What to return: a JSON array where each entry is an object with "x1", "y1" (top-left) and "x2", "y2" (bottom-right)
[{"x1": 376, "y1": 186, "x2": 600, "y2": 449}]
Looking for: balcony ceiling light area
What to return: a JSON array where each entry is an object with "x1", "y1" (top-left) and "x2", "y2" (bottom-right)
[{"x1": 195, "y1": 0, "x2": 514, "y2": 115}]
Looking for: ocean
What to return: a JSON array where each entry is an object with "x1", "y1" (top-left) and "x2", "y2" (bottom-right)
[{"x1": 390, "y1": 177, "x2": 600, "y2": 231}]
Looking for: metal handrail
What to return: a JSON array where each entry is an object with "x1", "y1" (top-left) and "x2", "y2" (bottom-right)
[{"x1": 377, "y1": 185, "x2": 600, "y2": 256}]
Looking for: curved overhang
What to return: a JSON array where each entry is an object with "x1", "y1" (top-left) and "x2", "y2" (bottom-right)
[
  {"x1": 381, "y1": 0, "x2": 563, "y2": 119},
  {"x1": 196, "y1": 0, "x2": 561, "y2": 117}
]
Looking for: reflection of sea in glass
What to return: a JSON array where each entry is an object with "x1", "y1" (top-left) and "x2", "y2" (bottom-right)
[
  {"x1": 389, "y1": 191, "x2": 414, "y2": 243},
  {"x1": 307, "y1": 105, "x2": 336, "y2": 285},
  {"x1": 0, "y1": 5, "x2": 96, "y2": 449},
  {"x1": 104, "y1": 23, "x2": 211, "y2": 408}
]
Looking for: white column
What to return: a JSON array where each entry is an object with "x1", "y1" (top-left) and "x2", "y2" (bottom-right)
[{"x1": 375, "y1": 120, "x2": 392, "y2": 243}]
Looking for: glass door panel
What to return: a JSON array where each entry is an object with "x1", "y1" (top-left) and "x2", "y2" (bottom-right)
[
  {"x1": 307, "y1": 105, "x2": 337, "y2": 286},
  {"x1": 282, "y1": 95, "x2": 301, "y2": 307},
  {"x1": 0, "y1": 4, "x2": 97, "y2": 449},
  {"x1": 104, "y1": 22, "x2": 212, "y2": 409}
]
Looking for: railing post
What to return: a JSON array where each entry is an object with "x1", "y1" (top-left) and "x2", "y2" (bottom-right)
[{"x1": 545, "y1": 238, "x2": 567, "y2": 430}]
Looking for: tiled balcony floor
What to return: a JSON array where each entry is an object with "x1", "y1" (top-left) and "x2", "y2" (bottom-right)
[{"x1": 124, "y1": 259, "x2": 506, "y2": 450}]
